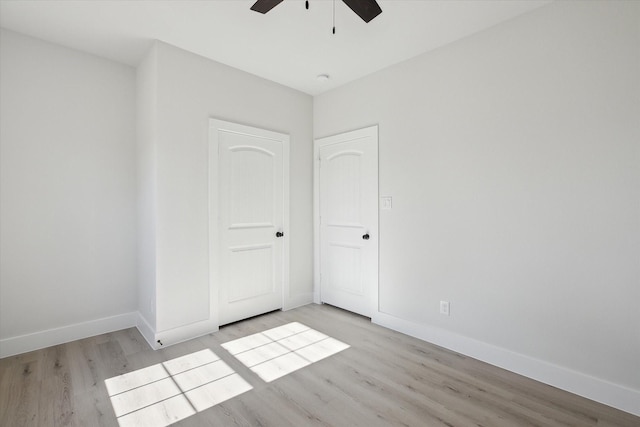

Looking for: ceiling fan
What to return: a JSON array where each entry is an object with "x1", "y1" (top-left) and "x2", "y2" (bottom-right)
[{"x1": 250, "y1": 0, "x2": 382, "y2": 24}]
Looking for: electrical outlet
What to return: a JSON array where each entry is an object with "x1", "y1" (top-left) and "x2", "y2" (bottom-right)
[{"x1": 440, "y1": 300, "x2": 450, "y2": 316}]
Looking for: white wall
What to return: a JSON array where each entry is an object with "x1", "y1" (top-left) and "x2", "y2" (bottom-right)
[
  {"x1": 136, "y1": 44, "x2": 158, "y2": 332},
  {"x1": 0, "y1": 29, "x2": 137, "y2": 355},
  {"x1": 139, "y1": 41, "x2": 313, "y2": 340},
  {"x1": 314, "y1": 0, "x2": 639, "y2": 413}
]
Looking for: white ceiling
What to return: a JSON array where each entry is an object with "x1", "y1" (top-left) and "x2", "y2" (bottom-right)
[{"x1": 0, "y1": 0, "x2": 550, "y2": 95}]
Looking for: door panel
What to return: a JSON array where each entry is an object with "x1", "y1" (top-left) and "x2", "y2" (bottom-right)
[
  {"x1": 325, "y1": 152, "x2": 362, "y2": 226},
  {"x1": 213, "y1": 121, "x2": 288, "y2": 326},
  {"x1": 228, "y1": 244, "x2": 274, "y2": 302},
  {"x1": 328, "y1": 243, "x2": 363, "y2": 295},
  {"x1": 229, "y1": 146, "x2": 275, "y2": 227},
  {"x1": 318, "y1": 126, "x2": 378, "y2": 317}
]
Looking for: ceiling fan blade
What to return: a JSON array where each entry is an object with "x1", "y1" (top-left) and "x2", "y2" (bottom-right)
[
  {"x1": 250, "y1": 0, "x2": 284, "y2": 14},
  {"x1": 342, "y1": 0, "x2": 382, "y2": 23}
]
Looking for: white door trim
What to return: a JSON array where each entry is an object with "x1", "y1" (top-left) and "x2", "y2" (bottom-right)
[
  {"x1": 313, "y1": 125, "x2": 379, "y2": 316},
  {"x1": 209, "y1": 118, "x2": 290, "y2": 327}
]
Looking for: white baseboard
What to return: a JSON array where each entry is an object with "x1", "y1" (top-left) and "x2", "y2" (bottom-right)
[
  {"x1": 372, "y1": 311, "x2": 640, "y2": 417},
  {"x1": 152, "y1": 318, "x2": 219, "y2": 351},
  {"x1": 136, "y1": 312, "x2": 157, "y2": 350},
  {"x1": 0, "y1": 312, "x2": 137, "y2": 358}
]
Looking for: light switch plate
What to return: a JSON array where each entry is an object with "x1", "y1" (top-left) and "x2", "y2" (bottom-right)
[{"x1": 381, "y1": 196, "x2": 392, "y2": 210}]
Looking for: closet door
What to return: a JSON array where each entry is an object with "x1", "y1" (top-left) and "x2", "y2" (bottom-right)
[
  {"x1": 317, "y1": 126, "x2": 378, "y2": 317},
  {"x1": 211, "y1": 119, "x2": 289, "y2": 325}
]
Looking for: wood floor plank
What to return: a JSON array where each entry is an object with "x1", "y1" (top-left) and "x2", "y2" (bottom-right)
[
  {"x1": 0, "y1": 304, "x2": 638, "y2": 427},
  {"x1": 37, "y1": 345, "x2": 75, "y2": 427},
  {"x1": 0, "y1": 351, "x2": 40, "y2": 426}
]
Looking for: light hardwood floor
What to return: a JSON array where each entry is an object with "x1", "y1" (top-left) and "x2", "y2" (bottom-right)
[{"x1": 1, "y1": 304, "x2": 638, "y2": 426}]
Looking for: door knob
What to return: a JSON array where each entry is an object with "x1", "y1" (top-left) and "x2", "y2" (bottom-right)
[
  {"x1": 362, "y1": 233, "x2": 370, "y2": 240},
  {"x1": 276, "y1": 231, "x2": 284, "y2": 238}
]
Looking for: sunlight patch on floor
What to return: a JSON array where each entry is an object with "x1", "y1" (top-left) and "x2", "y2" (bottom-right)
[
  {"x1": 222, "y1": 322, "x2": 349, "y2": 382},
  {"x1": 105, "y1": 349, "x2": 252, "y2": 427}
]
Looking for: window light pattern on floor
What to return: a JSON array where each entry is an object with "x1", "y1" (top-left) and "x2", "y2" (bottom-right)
[
  {"x1": 105, "y1": 349, "x2": 252, "y2": 427},
  {"x1": 221, "y1": 322, "x2": 349, "y2": 382}
]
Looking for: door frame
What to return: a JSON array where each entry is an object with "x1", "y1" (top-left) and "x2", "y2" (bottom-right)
[
  {"x1": 313, "y1": 125, "x2": 379, "y2": 316},
  {"x1": 209, "y1": 118, "x2": 290, "y2": 328}
]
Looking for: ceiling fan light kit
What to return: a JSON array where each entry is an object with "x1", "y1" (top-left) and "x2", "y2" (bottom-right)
[{"x1": 251, "y1": 0, "x2": 382, "y2": 30}]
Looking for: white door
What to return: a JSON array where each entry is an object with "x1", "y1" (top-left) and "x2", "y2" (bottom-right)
[
  {"x1": 211, "y1": 120, "x2": 289, "y2": 326},
  {"x1": 317, "y1": 126, "x2": 378, "y2": 317}
]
